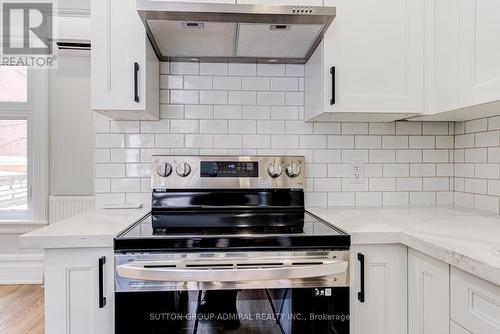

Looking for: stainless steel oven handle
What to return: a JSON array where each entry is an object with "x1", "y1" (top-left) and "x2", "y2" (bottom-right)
[{"x1": 116, "y1": 261, "x2": 348, "y2": 282}]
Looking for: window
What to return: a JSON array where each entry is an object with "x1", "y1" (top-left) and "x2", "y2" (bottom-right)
[{"x1": 0, "y1": 66, "x2": 47, "y2": 223}]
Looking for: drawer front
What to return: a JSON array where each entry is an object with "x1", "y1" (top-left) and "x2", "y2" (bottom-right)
[{"x1": 451, "y1": 267, "x2": 500, "y2": 334}]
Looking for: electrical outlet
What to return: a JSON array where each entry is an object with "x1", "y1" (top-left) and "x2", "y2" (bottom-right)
[{"x1": 351, "y1": 161, "x2": 364, "y2": 184}]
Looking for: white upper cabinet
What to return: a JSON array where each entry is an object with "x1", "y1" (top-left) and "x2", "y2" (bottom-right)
[
  {"x1": 305, "y1": 0, "x2": 425, "y2": 122},
  {"x1": 91, "y1": 0, "x2": 159, "y2": 120},
  {"x1": 350, "y1": 244, "x2": 407, "y2": 334}
]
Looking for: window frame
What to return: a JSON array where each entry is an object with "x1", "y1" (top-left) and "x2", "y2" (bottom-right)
[{"x1": 0, "y1": 68, "x2": 48, "y2": 224}]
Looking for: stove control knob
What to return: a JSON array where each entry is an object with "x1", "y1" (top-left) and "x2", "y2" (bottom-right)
[
  {"x1": 267, "y1": 162, "x2": 282, "y2": 178},
  {"x1": 286, "y1": 162, "x2": 301, "y2": 177},
  {"x1": 176, "y1": 162, "x2": 191, "y2": 177},
  {"x1": 156, "y1": 162, "x2": 172, "y2": 177}
]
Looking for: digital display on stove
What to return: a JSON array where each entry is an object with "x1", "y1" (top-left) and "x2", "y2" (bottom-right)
[{"x1": 200, "y1": 161, "x2": 258, "y2": 177}]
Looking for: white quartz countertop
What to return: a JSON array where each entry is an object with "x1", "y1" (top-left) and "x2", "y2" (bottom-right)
[
  {"x1": 19, "y1": 208, "x2": 149, "y2": 249},
  {"x1": 307, "y1": 206, "x2": 500, "y2": 286}
]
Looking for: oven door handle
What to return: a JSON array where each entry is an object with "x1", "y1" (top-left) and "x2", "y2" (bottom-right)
[{"x1": 116, "y1": 261, "x2": 348, "y2": 282}]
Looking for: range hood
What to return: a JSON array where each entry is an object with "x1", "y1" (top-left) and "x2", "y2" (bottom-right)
[{"x1": 136, "y1": 1, "x2": 336, "y2": 64}]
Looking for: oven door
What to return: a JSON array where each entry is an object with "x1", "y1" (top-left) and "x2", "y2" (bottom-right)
[{"x1": 115, "y1": 251, "x2": 350, "y2": 334}]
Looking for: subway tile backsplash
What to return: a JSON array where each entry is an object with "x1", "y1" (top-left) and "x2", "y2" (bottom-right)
[{"x1": 94, "y1": 62, "x2": 500, "y2": 213}]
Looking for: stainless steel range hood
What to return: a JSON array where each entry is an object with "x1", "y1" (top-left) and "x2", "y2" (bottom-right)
[{"x1": 136, "y1": 1, "x2": 336, "y2": 64}]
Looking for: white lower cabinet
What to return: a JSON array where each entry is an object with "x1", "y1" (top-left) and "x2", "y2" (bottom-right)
[
  {"x1": 451, "y1": 267, "x2": 500, "y2": 334},
  {"x1": 350, "y1": 244, "x2": 407, "y2": 334},
  {"x1": 44, "y1": 248, "x2": 114, "y2": 334},
  {"x1": 408, "y1": 249, "x2": 450, "y2": 334}
]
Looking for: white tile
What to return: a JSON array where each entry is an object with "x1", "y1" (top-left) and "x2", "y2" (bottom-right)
[
  {"x1": 110, "y1": 179, "x2": 140, "y2": 193},
  {"x1": 271, "y1": 106, "x2": 299, "y2": 120},
  {"x1": 341, "y1": 150, "x2": 368, "y2": 163},
  {"x1": 455, "y1": 134, "x2": 475, "y2": 148},
  {"x1": 327, "y1": 135, "x2": 354, "y2": 149},
  {"x1": 395, "y1": 150, "x2": 422, "y2": 163},
  {"x1": 110, "y1": 149, "x2": 140, "y2": 163},
  {"x1": 160, "y1": 75, "x2": 183, "y2": 89},
  {"x1": 213, "y1": 135, "x2": 242, "y2": 148},
  {"x1": 95, "y1": 164, "x2": 125, "y2": 178},
  {"x1": 160, "y1": 89, "x2": 169, "y2": 104},
  {"x1": 200, "y1": 149, "x2": 228, "y2": 155},
  {"x1": 423, "y1": 178, "x2": 450, "y2": 191},
  {"x1": 356, "y1": 192, "x2": 382, "y2": 206},
  {"x1": 200, "y1": 120, "x2": 228, "y2": 133},
  {"x1": 94, "y1": 120, "x2": 110, "y2": 133},
  {"x1": 285, "y1": 121, "x2": 313, "y2": 134},
  {"x1": 465, "y1": 118, "x2": 488, "y2": 133},
  {"x1": 257, "y1": 92, "x2": 285, "y2": 105},
  {"x1": 285, "y1": 92, "x2": 303, "y2": 105},
  {"x1": 155, "y1": 134, "x2": 184, "y2": 148},
  {"x1": 200, "y1": 91, "x2": 227, "y2": 104},
  {"x1": 410, "y1": 164, "x2": 436, "y2": 177},
  {"x1": 95, "y1": 134, "x2": 124, "y2": 148},
  {"x1": 454, "y1": 178, "x2": 465, "y2": 192},
  {"x1": 126, "y1": 164, "x2": 150, "y2": 178},
  {"x1": 270, "y1": 135, "x2": 299, "y2": 149},
  {"x1": 410, "y1": 192, "x2": 436, "y2": 206},
  {"x1": 475, "y1": 164, "x2": 500, "y2": 179},
  {"x1": 314, "y1": 150, "x2": 341, "y2": 163},
  {"x1": 300, "y1": 135, "x2": 326, "y2": 149},
  {"x1": 270, "y1": 77, "x2": 298, "y2": 91},
  {"x1": 170, "y1": 120, "x2": 198, "y2": 133},
  {"x1": 171, "y1": 62, "x2": 199, "y2": 75},
  {"x1": 382, "y1": 136, "x2": 408, "y2": 149},
  {"x1": 306, "y1": 193, "x2": 328, "y2": 207},
  {"x1": 304, "y1": 164, "x2": 327, "y2": 177},
  {"x1": 328, "y1": 192, "x2": 355, "y2": 207},
  {"x1": 242, "y1": 135, "x2": 270, "y2": 148},
  {"x1": 95, "y1": 149, "x2": 110, "y2": 163},
  {"x1": 475, "y1": 131, "x2": 499, "y2": 147},
  {"x1": 285, "y1": 64, "x2": 304, "y2": 77},
  {"x1": 229, "y1": 63, "x2": 256, "y2": 76},
  {"x1": 355, "y1": 136, "x2": 381, "y2": 149},
  {"x1": 437, "y1": 164, "x2": 454, "y2": 177},
  {"x1": 423, "y1": 150, "x2": 450, "y2": 163},
  {"x1": 436, "y1": 136, "x2": 454, "y2": 149},
  {"x1": 464, "y1": 178, "x2": 487, "y2": 194},
  {"x1": 171, "y1": 148, "x2": 199, "y2": 155},
  {"x1": 213, "y1": 76, "x2": 241, "y2": 90},
  {"x1": 170, "y1": 90, "x2": 199, "y2": 104},
  {"x1": 160, "y1": 62, "x2": 169, "y2": 74},
  {"x1": 141, "y1": 119, "x2": 170, "y2": 133},
  {"x1": 140, "y1": 149, "x2": 170, "y2": 163},
  {"x1": 160, "y1": 105, "x2": 184, "y2": 119},
  {"x1": 257, "y1": 64, "x2": 285, "y2": 76},
  {"x1": 488, "y1": 147, "x2": 500, "y2": 163},
  {"x1": 285, "y1": 149, "x2": 313, "y2": 161},
  {"x1": 328, "y1": 164, "x2": 352, "y2": 178},
  {"x1": 488, "y1": 179, "x2": 500, "y2": 196},
  {"x1": 396, "y1": 178, "x2": 422, "y2": 191},
  {"x1": 229, "y1": 91, "x2": 256, "y2": 105},
  {"x1": 314, "y1": 123, "x2": 341, "y2": 134},
  {"x1": 242, "y1": 77, "x2": 269, "y2": 91},
  {"x1": 214, "y1": 105, "x2": 242, "y2": 119},
  {"x1": 184, "y1": 76, "x2": 212, "y2": 90},
  {"x1": 489, "y1": 115, "x2": 500, "y2": 130},
  {"x1": 313, "y1": 178, "x2": 341, "y2": 192},
  {"x1": 437, "y1": 192, "x2": 454, "y2": 206},
  {"x1": 396, "y1": 122, "x2": 421, "y2": 134},
  {"x1": 95, "y1": 179, "x2": 110, "y2": 193},
  {"x1": 229, "y1": 120, "x2": 256, "y2": 134},
  {"x1": 365, "y1": 164, "x2": 383, "y2": 177},
  {"x1": 383, "y1": 192, "x2": 409, "y2": 206},
  {"x1": 95, "y1": 194, "x2": 125, "y2": 208},
  {"x1": 199, "y1": 62, "x2": 228, "y2": 75},
  {"x1": 409, "y1": 136, "x2": 435, "y2": 149},
  {"x1": 369, "y1": 150, "x2": 395, "y2": 163},
  {"x1": 369, "y1": 123, "x2": 395, "y2": 135},
  {"x1": 341, "y1": 178, "x2": 368, "y2": 192},
  {"x1": 455, "y1": 121, "x2": 465, "y2": 135},
  {"x1": 257, "y1": 120, "x2": 285, "y2": 134},
  {"x1": 184, "y1": 105, "x2": 213, "y2": 119},
  {"x1": 454, "y1": 164, "x2": 475, "y2": 178},
  {"x1": 455, "y1": 192, "x2": 474, "y2": 208},
  {"x1": 464, "y1": 148, "x2": 488, "y2": 163},
  {"x1": 384, "y1": 164, "x2": 409, "y2": 177},
  {"x1": 185, "y1": 134, "x2": 213, "y2": 148},
  {"x1": 475, "y1": 194, "x2": 499, "y2": 213},
  {"x1": 422, "y1": 122, "x2": 449, "y2": 135},
  {"x1": 342, "y1": 123, "x2": 368, "y2": 135},
  {"x1": 369, "y1": 178, "x2": 396, "y2": 191},
  {"x1": 126, "y1": 193, "x2": 150, "y2": 207}
]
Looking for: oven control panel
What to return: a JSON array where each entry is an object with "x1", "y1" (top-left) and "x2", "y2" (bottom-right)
[{"x1": 151, "y1": 155, "x2": 305, "y2": 190}]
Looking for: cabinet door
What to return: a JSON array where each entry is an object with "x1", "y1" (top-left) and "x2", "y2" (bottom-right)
[
  {"x1": 459, "y1": 0, "x2": 500, "y2": 108},
  {"x1": 91, "y1": 0, "x2": 147, "y2": 111},
  {"x1": 408, "y1": 249, "x2": 450, "y2": 334},
  {"x1": 450, "y1": 321, "x2": 472, "y2": 334},
  {"x1": 351, "y1": 244, "x2": 407, "y2": 334},
  {"x1": 322, "y1": 0, "x2": 424, "y2": 113},
  {"x1": 237, "y1": 0, "x2": 323, "y2": 5},
  {"x1": 44, "y1": 248, "x2": 114, "y2": 334}
]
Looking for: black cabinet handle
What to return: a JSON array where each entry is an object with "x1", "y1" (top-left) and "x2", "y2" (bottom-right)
[
  {"x1": 357, "y1": 253, "x2": 365, "y2": 303},
  {"x1": 330, "y1": 66, "x2": 336, "y2": 105},
  {"x1": 134, "y1": 62, "x2": 140, "y2": 103},
  {"x1": 98, "y1": 256, "x2": 107, "y2": 308}
]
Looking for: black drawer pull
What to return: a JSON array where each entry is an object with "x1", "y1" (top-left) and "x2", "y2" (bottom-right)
[
  {"x1": 134, "y1": 62, "x2": 140, "y2": 103},
  {"x1": 98, "y1": 256, "x2": 106, "y2": 308},
  {"x1": 357, "y1": 253, "x2": 365, "y2": 303},
  {"x1": 330, "y1": 66, "x2": 336, "y2": 105}
]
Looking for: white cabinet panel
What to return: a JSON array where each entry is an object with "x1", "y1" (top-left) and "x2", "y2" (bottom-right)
[
  {"x1": 350, "y1": 244, "x2": 407, "y2": 334},
  {"x1": 408, "y1": 249, "x2": 450, "y2": 334},
  {"x1": 91, "y1": 0, "x2": 159, "y2": 120},
  {"x1": 451, "y1": 267, "x2": 500, "y2": 334},
  {"x1": 459, "y1": 0, "x2": 500, "y2": 108},
  {"x1": 451, "y1": 321, "x2": 472, "y2": 334},
  {"x1": 44, "y1": 248, "x2": 114, "y2": 334}
]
